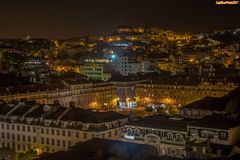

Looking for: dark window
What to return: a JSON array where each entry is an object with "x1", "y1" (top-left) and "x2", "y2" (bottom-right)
[
  {"x1": 33, "y1": 136, "x2": 36, "y2": 143},
  {"x1": 46, "y1": 128, "x2": 49, "y2": 135},
  {"x1": 1, "y1": 124, "x2": 4, "y2": 129},
  {"x1": 2, "y1": 133, "x2": 5, "y2": 139},
  {"x1": 68, "y1": 131, "x2": 71, "y2": 137},
  {"x1": 41, "y1": 128, "x2": 44, "y2": 134},
  {"x1": 76, "y1": 132, "x2": 79, "y2": 138},
  {"x1": 27, "y1": 136, "x2": 31, "y2": 142},
  {"x1": 51, "y1": 129, "x2": 55, "y2": 135}
]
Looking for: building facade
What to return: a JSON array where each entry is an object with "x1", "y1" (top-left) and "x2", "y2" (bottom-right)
[
  {"x1": 121, "y1": 115, "x2": 240, "y2": 159},
  {"x1": 80, "y1": 65, "x2": 112, "y2": 81},
  {"x1": 121, "y1": 117, "x2": 188, "y2": 158},
  {"x1": 114, "y1": 57, "x2": 151, "y2": 76},
  {"x1": 112, "y1": 80, "x2": 148, "y2": 108},
  {"x1": 0, "y1": 81, "x2": 118, "y2": 110},
  {"x1": 0, "y1": 102, "x2": 128, "y2": 154},
  {"x1": 136, "y1": 79, "x2": 237, "y2": 106}
]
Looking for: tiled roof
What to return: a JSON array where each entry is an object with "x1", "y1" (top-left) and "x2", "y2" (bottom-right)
[
  {"x1": 60, "y1": 108, "x2": 128, "y2": 123},
  {"x1": 129, "y1": 116, "x2": 188, "y2": 132},
  {"x1": 190, "y1": 114, "x2": 240, "y2": 129}
]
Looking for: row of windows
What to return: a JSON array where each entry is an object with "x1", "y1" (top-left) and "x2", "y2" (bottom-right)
[
  {"x1": 41, "y1": 138, "x2": 71, "y2": 147},
  {"x1": 40, "y1": 128, "x2": 80, "y2": 138},
  {"x1": 125, "y1": 128, "x2": 184, "y2": 142},
  {"x1": 1, "y1": 129, "x2": 118, "y2": 141},
  {"x1": 1, "y1": 124, "x2": 36, "y2": 132},
  {"x1": 1, "y1": 130, "x2": 119, "y2": 152},
  {"x1": 141, "y1": 85, "x2": 231, "y2": 91},
  {"x1": 140, "y1": 89, "x2": 224, "y2": 95},
  {"x1": 1, "y1": 124, "x2": 97, "y2": 139},
  {"x1": 2, "y1": 133, "x2": 37, "y2": 142}
]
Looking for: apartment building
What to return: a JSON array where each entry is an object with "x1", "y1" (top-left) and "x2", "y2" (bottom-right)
[
  {"x1": 122, "y1": 88, "x2": 240, "y2": 159},
  {"x1": 187, "y1": 115, "x2": 240, "y2": 159},
  {"x1": 180, "y1": 88, "x2": 240, "y2": 119},
  {"x1": 136, "y1": 77, "x2": 238, "y2": 106},
  {"x1": 0, "y1": 81, "x2": 117, "y2": 110},
  {"x1": 47, "y1": 80, "x2": 117, "y2": 109},
  {"x1": 0, "y1": 101, "x2": 128, "y2": 154},
  {"x1": 80, "y1": 65, "x2": 112, "y2": 81},
  {"x1": 114, "y1": 57, "x2": 151, "y2": 76},
  {"x1": 122, "y1": 116, "x2": 188, "y2": 158}
]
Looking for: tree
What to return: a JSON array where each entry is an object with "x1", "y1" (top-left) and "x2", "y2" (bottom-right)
[
  {"x1": 156, "y1": 107, "x2": 165, "y2": 115},
  {"x1": 145, "y1": 106, "x2": 153, "y2": 113},
  {"x1": 18, "y1": 149, "x2": 38, "y2": 160},
  {"x1": 3, "y1": 52, "x2": 25, "y2": 64},
  {"x1": 168, "y1": 106, "x2": 179, "y2": 115},
  {"x1": 0, "y1": 147, "x2": 17, "y2": 160}
]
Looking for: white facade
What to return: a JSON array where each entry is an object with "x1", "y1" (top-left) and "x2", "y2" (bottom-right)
[
  {"x1": 114, "y1": 57, "x2": 151, "y2": 76},
  {"x1": 0, "y1": 103, "x2": 128, "y2": 154}
]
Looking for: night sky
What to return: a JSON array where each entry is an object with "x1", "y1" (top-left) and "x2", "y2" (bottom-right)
[{"x1": 0, "y1": 0, "x2": 240, "y2": 38}]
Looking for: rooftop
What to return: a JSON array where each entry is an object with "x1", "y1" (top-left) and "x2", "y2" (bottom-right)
[
  {"x1": 182, "y1": 87, "x2": 240, "y2": 112},
  {"x1": 0, "y1": 102, "x2": 128, "y2": 124},
  {"x1": 182, "y1": 97, "x2": 229, "y2": 111},
  {"x1": 60, "y1": 108, "x2": 128, "y2": 123},
  {"x1": 128, "y1": 116, "x2": 188, "y2": 132},
  {"x1": 190, "y1": 114, "x2": 240, "y2": 129}
]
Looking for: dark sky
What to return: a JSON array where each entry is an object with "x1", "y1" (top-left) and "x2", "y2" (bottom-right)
[{"x1": 0, "y1": 0, "x2": 240, "y2": 38}]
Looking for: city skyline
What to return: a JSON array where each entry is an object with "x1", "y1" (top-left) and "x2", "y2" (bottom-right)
[{"x1": 0, "y1": 0, "x2": 240, "y2": 38}]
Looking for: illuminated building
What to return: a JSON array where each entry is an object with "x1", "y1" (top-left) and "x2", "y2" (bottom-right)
[
  {"x1": 0, "y1": 101, "x2": 128, "y2": 153},
  {"x1": 20, "y1": 59, "x2": 50, "y2": 83},
  {"x1": 122, "y1": 87, "x2": 240, "y2": 159},
  {"x1": 122, "y1": 116, "x2": 189, "y2": 158},
  {"x1": 47, "y1": 81, "x2": 117, "y2": 109},
  {"x1": 121, "y1": 114, "x2": 240, "y2": 159},
  {"x1": 80, "y1": 65, "x2": 112, "y2": 81},
  {"x1": 114, "y1": 57, "x2": 151, "y2": 76},
  {"x1": 136, "y1": 77, "x2": 238, "y2": 106},
  {"x1": 0, "y1": 83, "x2": 58, "y2": 104},
  {"x1": 0, "y1": 81, "x2": 118, "y2": 110},
  {"x1": 187, "y1": 115, "x2": 240, "y2": 159},
  {"x1": 105, "y1": 36, "x2": 121, "y2": 43},
  {"x1": 180, "y1": 87, "x2": 240, "y2": 118},
  {"x1": 112, "y1": 80, "x2": 148, "y2": 108}
]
